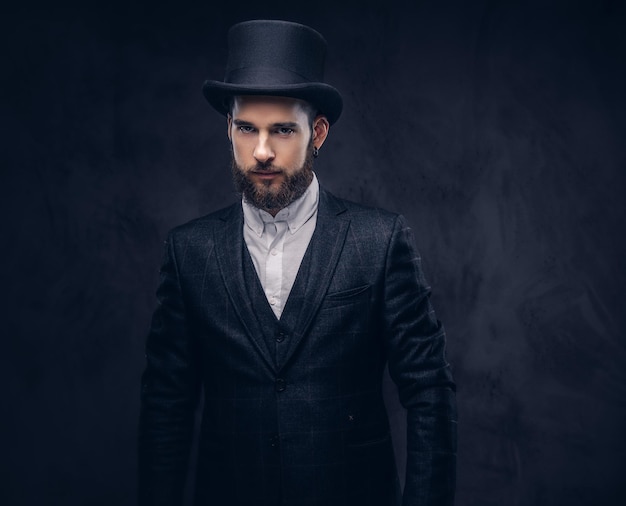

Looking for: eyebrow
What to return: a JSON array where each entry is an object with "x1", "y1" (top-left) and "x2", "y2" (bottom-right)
[
  {"x1": 232, "y1": 119, "x2": 299, "y2": 129},
  {"x1": 271, "y1": 122, "x2": 299, "y2": 129}
]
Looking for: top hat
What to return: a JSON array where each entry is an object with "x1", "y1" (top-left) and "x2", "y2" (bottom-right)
[{"x1": 202, "y1": 20, "x2": 343, "y2": 124}]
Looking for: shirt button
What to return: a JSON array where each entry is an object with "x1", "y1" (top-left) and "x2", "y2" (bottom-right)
[
  {"x1": 275, "y1": 378, "x2": 286, "y2": 392},
  {"x1": 269, "y1": 297, "x2": 277, "y2": 306},
  {"x1": 271, "y1": 249, "x2": 278, "y2": 256}
]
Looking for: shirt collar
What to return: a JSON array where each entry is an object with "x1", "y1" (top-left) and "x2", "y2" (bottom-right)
[{"x1": 242, "y1": 172, "x2": 320, "y2": 237}]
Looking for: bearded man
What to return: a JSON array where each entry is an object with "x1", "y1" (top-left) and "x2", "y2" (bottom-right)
[{"x1": 138, "y1": 19, "x2": 457, "y2": 506}]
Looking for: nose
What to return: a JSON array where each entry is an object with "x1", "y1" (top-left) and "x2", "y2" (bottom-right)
[{"x1": 253, "y1": 134, "x2": 275, "y2": 164}]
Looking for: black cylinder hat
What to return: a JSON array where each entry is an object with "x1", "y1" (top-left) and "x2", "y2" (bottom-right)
[{"x1": 202, "y1": 20, "x2": 343, "y2": 124}]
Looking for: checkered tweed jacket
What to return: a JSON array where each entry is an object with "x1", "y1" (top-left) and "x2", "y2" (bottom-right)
[{"x1": 138, "y1": 188, "x2": 457, "y2": 506}]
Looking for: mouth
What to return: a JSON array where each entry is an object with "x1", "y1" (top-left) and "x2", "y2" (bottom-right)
[{"x1": 251, "y1": 170, "x2": 282, "y2": 180}]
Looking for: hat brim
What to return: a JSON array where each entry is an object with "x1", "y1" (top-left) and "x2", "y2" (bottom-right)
[{"x1": 202, "y1": 80, "x2": 343, "y2": 125}]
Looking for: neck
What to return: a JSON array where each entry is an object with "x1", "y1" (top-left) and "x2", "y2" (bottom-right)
[{"x1": 264, "y1": 207, "x2": 281, "y2": 217}]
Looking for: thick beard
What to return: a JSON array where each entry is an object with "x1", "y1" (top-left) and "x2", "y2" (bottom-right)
[{"x1": 231, "y1": 145, "x2": 315, "y2": 213}]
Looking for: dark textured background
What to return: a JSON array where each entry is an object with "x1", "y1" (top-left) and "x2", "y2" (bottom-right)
[{"x1": 2, "y1": 0, "x2": 625, "y2": 505}]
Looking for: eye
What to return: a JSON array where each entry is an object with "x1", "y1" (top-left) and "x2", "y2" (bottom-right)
[
  {"x1": 238, "y1": 125, "x2": 255, "y2": 134},
  {"x1": 276, "y1": 127, "x2": 295, "y2": 135}
]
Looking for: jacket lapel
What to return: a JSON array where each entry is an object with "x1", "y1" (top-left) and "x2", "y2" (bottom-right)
[
  {"x1": 213, "y1": 204, "x2": 276, "y2": 373},
  {"x1": 279, "y1": 189, "x2": 350, "y2": 370}
]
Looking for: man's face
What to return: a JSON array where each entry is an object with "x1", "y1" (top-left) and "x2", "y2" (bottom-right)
[{"x1": 228, "y1": 95, "x2": 327, "y2": 214}]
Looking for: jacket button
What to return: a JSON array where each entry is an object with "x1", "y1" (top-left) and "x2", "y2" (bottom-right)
[
  {"x1": 275, "y1": 378, "x2": 286, "y2": 392},
  {"x1": 275, "y1": 332, "x2": 286, "y2": 343}
]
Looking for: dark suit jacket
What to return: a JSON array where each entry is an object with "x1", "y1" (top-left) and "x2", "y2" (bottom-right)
[{"x1": 138, "y1": 188, "x2": 457, "y2": 506}]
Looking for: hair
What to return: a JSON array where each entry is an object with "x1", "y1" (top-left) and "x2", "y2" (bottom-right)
[{"x1": 227, "y1": 95, "x2": 319, "y2": 125}]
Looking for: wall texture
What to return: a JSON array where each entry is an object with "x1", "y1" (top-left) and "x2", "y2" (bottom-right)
[{"x1": 2, "y1": 1, "x2": 625, "y2": 505}]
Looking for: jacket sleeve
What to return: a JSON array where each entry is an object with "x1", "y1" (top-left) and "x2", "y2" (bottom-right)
[
  {"x1": 138, "y1": 231, "x2": 202, "y2": 506},
  {"x1": 383, "y1": 215, "x2": 457, "y2": 506}
]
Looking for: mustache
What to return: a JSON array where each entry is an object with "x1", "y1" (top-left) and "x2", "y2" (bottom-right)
[{"x1": 248, "y1": 162, "x2": 284, "y2": 173}]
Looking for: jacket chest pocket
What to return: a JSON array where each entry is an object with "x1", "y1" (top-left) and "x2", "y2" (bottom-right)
[{"x1": 320, "y1": 284, "x2": 371, "y2": 311}]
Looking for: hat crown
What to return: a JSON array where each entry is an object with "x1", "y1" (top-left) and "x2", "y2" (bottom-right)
[{"x1": 225, "y1": 20, "x2": 327, "y2": 85}]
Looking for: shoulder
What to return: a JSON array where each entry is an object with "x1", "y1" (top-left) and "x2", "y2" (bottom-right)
[
  {"x1": 320, "y1": 187, "x2": 402, "y2": 229},
  {"x1": 166, "y1": 202, "x2": 241, "y2": 242}
]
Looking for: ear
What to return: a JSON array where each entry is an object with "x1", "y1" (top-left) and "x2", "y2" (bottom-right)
[
  {"x1": 311, "y1": 115, "x2": 330, "y2": 150},
  {"x1": 227, "y1": 114, "x2": 232, "y2": 141}
]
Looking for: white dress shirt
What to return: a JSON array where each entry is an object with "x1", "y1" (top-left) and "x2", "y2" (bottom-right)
[{"x1": 242, "y1": 173, "x2": 319, "y2": 319}]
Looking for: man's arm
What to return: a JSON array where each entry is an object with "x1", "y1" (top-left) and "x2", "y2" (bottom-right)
[
  {"x1": 138, "y1": 232, "x2": 201, "y2": 506},
  {"x1": 383, "y1": 215, "x2": 457, "y2": 506}
]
